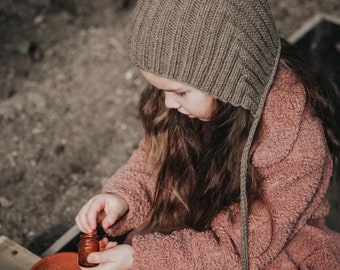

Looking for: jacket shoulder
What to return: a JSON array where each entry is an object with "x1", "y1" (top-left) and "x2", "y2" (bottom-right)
[{"x1": 253, "y1": 67, "x2": 312, "y2": 167}]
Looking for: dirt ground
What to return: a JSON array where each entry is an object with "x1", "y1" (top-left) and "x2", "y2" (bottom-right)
[{"x1": 1, "y1": 0, "x2": 340, "y2": 256}]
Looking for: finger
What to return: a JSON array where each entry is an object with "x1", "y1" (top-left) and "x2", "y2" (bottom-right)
[
  {"x1": 105, "y1": 241, "x2": 118, "y2": 250},
  {"x1": 75, "y1": 202, "x2": 93, "y2": 233},
  {"x1": 101, "y1": 212, "x2": 118, "y2": 229},
  {"x1": 99, "y1": 237, "x2": 109, "y2": 250},
  {"x1": 85, "y1": 198, "x2": 104, "y2": 230},
  {"x1": 97, "y1": 210, "x2": 106, "y2": 224},
  {"x1": 75, "y1": 213, "x2": 88, "y2": 233},
  {"x1": 87, "y1": 249, "x2": 117, "y2": 265},
  {"x1": 99, "y1": 238, "x2": 118, "y2": 251}
]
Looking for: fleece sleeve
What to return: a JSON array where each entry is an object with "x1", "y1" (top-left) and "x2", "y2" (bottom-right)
[{"x1": 102, "y1": 139, "x2": 156, "y2": 236}]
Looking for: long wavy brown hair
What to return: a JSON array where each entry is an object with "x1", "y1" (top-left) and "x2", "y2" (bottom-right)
[{"x1": 138, "y1": 38, "x2": 340, "y2": 234}]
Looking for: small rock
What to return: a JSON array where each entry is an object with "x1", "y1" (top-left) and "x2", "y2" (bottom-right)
[
  {"x1": 26, "y1": 92, "x2": 46, "y2": 111},
  {"x1": 33, "y1": 14, "x2": 45, "y2": 25},
  {"x1": 124, "y1": 69, "x2": 134, "y2": 80},
  {"x1": 0, "y1": 197, "x2": 12, "y2": 208}
]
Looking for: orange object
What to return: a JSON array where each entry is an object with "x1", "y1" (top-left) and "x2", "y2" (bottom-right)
[
  {"x1": 78, "y1": 232, "x2": 99, "y2": 267},
  {"x1": 30, "y1": 252, "x2": 80, "y2": 270}
]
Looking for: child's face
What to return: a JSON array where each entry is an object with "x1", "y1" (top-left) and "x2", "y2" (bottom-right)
[{"x1": 139, "y1": 69, "x2": 215, "y2": 121}]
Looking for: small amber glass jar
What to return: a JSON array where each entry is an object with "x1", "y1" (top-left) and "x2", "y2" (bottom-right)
[{"x1": 78, "y1": 231, "x2": 100, "y2": 267}]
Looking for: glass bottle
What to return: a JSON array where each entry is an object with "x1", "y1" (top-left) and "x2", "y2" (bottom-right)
[{"x1": 78, "y1": 230, "x2": 100, "y2": 267}]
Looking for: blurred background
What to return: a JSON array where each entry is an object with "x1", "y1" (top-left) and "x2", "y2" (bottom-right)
[{"x1": 0, "y1": 0, "x2": 339, "y2": 256}]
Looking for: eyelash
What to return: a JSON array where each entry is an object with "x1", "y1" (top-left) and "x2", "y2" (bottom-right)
[
  {"x1": 163, "y1": 90, "x2": 186, "y2": 97},
  {"x1": 174, "y1": 92, "x2": 185, "y2": 97}
]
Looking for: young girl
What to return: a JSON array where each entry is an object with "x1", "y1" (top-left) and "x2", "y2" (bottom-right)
[{"x1": 75, "y1": 0, "x2": 340, "y2": 269}]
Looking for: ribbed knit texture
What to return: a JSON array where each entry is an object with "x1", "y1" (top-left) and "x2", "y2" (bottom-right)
[
  {"x1": 128, "y1": 0, "x2": 280, "y2": 116},
  {"x1": 128, "y1": 1, "x2": 281, "y2": 269}
]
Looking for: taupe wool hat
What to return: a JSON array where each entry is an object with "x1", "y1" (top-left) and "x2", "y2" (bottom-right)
[{"x1": 128, "y1": 0, "x2": 281, "y2": 269}]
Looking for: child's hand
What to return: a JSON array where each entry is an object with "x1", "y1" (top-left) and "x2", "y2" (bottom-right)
[
  {"x1": 75, "y1": 194, "x2": 128, "y2": 233},
  {"x1": 79, "y1": 243, "x2": 135, "y2": 270}
]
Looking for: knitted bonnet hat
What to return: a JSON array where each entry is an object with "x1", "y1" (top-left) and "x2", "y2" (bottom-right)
[{"x1": 128, "y1": 0, "x2": 281, "y2": 269}]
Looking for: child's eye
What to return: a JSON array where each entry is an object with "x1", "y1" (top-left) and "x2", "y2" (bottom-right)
[
  {"x1": 174, "y1": 92, "x2": 185, "y2": 97},
  {"x1": 164, "y1": 90, "x2": 186, "y2": 97}
]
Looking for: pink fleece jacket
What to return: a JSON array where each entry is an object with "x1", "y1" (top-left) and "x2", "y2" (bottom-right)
[{"x1": 102, "y1": 67, "x2": 340, "y2": 269}]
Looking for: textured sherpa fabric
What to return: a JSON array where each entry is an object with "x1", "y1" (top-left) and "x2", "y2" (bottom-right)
[{"x1": 102, "y1": 67, "x2": 340, "y2": 269}]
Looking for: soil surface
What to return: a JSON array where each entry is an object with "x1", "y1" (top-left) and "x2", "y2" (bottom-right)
[{"x1": 1, "y1": 0, "x2": 340, "y2": 256}]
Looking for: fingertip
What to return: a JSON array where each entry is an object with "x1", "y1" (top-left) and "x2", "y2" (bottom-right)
[
  {"x1": 80, "y1": 224, "x2": 94, "y2": 234},
  {"x1": 87, "y1": 251, "x2": 102, "y2": 264},
  {"x1": 99, "y1": 237, "x2": 109, "y2": 250},
  {"x1": 87, "y1": 226, "x2": 97, "y2": 234},
  {"x1": 105, "y1": 241, "x2": 118, "y2": 249},
  {"x1": 87, "y1": 220, "x2": 97, "y2": 232},
  {"x1": 102, "y1": 214, "x2": 116, "y2": 229},
  {"x1": 101, "y1": 220, "x2": 108, "y2": 230},
  {"x1": 87, "y1": 253, "x2": 97, "y2": 263}
]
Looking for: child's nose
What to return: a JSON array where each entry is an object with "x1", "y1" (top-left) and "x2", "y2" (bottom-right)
[{"x1": 164, "y1": 92, "x2": 180, "y2": 109}]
